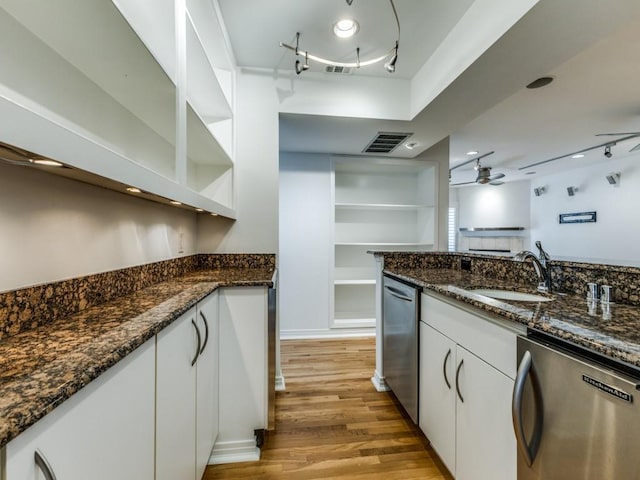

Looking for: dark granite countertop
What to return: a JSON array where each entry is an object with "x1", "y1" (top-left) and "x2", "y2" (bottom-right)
[
  {"x1": 385, "y1": 268, "x2": 640, "y2": 371},
  {"x1": 0, "y1": 267, "x2": 274, "y2": 448}
]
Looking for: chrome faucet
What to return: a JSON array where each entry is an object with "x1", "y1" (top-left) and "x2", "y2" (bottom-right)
[{"x1": 514, "y1": 250, "x2": 551, "y2": 293}]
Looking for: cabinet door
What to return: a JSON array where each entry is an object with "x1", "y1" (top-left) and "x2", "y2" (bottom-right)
[
  {"x1": 455, "y1": 345, "x2": 516, "y2": 480},
  {"x1": 196, "y1": 291, "x2": 219, "y2": 479},
  {"x1": 156, "y1": 308, "x2": 198, "y2": 480},
  {"x1": 419, "y1": 321, "x2": 456, "y2": 475},
  {"x1": 5, "y1": 339, "x2": 155, "y2": 480}
]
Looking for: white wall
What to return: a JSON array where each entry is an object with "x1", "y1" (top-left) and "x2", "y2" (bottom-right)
[
  {"x1": 455, "y1": 180, "x2": 530, "y2": 252},
  {"x1": 278, "y1": 153, "x2": 332, "y2": 336},
  {"x1": 531, "y1": 155, "x2": 640, "y2": 265},
  {"x1": 0, "y1": 164, "x2": 197, "y2": 292},
  {"x1": 197, "y1": 69, "x2": 279, "y2": 254}
]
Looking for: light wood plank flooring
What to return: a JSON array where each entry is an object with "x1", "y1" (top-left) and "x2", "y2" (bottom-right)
[{"x1": 204, "y1": 337, "x2": 452, "y2": 479}]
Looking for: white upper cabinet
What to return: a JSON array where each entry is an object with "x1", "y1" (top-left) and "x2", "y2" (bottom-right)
[{"x1": 0, "y1": 0, "x2": 236, "y2": 217}]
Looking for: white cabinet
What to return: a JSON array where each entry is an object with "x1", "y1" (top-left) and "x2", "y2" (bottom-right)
[
  {"x1": 196, "y1": 291, "x2": 219, "y2": 479},
  {"x1": 156, "y1": 291, "x2": 219, "y2": 480},
  {"x1": 419, "y1": 293, "x2": 520, "y2": 480},
  {"x1": 5, "y1": 339, "x2": 156, "y2": 480},
  {"x1": 0, "y1": 0, "x2": 234, "y2": 216},
  {"x1": 156, "y1": 307, "x2": 199, "y2": 480},
  {"x1": 332, "y1": 158, "x2": 437, "y2": 329},
  {"x1": 419, "y1": 322, "x2": 456, "y2": 474},
  {"x1": 213, "y1": 287, "x2": 268, "y2": 464}
]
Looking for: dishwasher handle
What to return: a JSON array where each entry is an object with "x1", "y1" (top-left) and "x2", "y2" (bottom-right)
[
  {"x1": 512, "y1": 350, "x2": 544, "y2": 467},
  {"x1": 384, "y1": 285, "x2": 414, "y2": 302}
]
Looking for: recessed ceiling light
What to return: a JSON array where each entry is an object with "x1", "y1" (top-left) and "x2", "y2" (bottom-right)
[
  {"x1": 31, "y1": 159, "x2": 63, "y2": 167},
  {"x1": 405, "y1": 142, "x2": 418, "y2": 150},
  {"x1": 170, "y1": 201, "x2": 182, "y2": 205},
  {"x1": 572, "y1": 154, "x2": 585, "y2": 159},
  {"x1": 466, "y1": 151, "x2": 479, "y2": 156},
  {"x1": 126, "y1": 187, "x2": 141, "y2": 193},
  {"x1": 333, "y1": 19, "x2": 359, "y2": 38}
]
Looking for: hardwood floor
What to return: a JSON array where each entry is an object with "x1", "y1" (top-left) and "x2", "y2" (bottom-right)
[{"x1": 204, "y1": 337, "x2": 452, "y2": 480}]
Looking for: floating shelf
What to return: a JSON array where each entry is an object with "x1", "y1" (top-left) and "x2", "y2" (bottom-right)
[
  {"x1": 459, "y1": 227, "x2": 525, "y2": 232},
  {"x1": 335, "y1": 203, "x2": 434, "y2": 211}
]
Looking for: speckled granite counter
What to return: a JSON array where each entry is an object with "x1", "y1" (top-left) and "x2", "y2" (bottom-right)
[
  {"x1": 385, "y1": 267, "x2": 640, "y2": 371},
  {"x1": 0, "y1": 266, "x2": 274, "y2": 448}
]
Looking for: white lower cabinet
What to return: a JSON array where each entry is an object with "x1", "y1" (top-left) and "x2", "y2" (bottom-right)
[
  {"x1": 419, "y1": 293, "x2": 519, "y2": 480},
  {"x1": 196, "y1": 291, "x2": 219, "y2": 479},
  {"x1": 5, "y1": 339, "x2": 156, "y2": 480},
  {"x1": 156, "y1": 291, "x2": 220, "y2": 480}
]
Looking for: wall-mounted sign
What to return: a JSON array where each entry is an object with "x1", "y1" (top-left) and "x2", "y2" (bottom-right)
[{"x1": 559, "y1": 211, "x2": 597, "y2": 224}]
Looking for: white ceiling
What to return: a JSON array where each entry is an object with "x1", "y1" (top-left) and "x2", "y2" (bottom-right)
[
  {"x1": 217, "y1": 0, "x2": 640, "y2": 186},
  {"x1": 217, "y1": 0, "x2": 475, "y2": 78}
]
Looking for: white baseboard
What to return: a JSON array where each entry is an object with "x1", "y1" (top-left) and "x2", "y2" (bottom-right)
[
  {"x1": 280, "y1": 327, "x2": 375, "y2": 340},
  {"x1": 371, "y1": 371, "x2": 390, "y2": 392},
  {"x1": 275, "y1": 374, "x2": 286, "y2": 391},
  {"x1": 209, "y1": 439, "x2": 260, "y2": 465}
]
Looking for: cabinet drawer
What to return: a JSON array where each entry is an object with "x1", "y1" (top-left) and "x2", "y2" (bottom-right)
[{"x1": 421, "y1": 292, "x2": 519, "y2": 379}]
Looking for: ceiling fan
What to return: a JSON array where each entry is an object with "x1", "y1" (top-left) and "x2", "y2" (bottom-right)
[
  {"x1": 449, "y1": 151, "x2": 505, "y2": 186},
  {"x1": 519, "y1": 132, "x2": 640, "y2": 170}
]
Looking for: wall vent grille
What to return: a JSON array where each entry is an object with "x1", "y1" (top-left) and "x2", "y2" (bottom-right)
[{"x1": 362, "y1": 132, "x2": 413, "y2": 153}]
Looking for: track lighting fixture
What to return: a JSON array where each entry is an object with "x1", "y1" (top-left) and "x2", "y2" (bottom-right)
[
  {"x1": 566, "y1": 186, "x2": 579, "y2": 197},
  {"x1": 606, "y1": 172, "x2": 621, "y2": 185},
  {"x1": 604, "y1": 145, "x2": 613, "y2": 158},
  {"x1": 280, "y1": 0, "x2": 400, "y2": 74},
  {"x1": 533, "y1": 186, "x2": 546, "y2": 197},
  {"x1": 385, "y1": 41, "x2": 398, "y2": 73}
]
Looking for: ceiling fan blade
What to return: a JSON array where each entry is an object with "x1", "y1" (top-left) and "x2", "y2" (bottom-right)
[
  {"x1": 596, "y1": 132, "x2": 640, "y2": 136},
  {"x1": 489, "y1": 172, "x2": 505, "y2": 181},
  {"x1": 489, "y1": 181, "x2": 505, "y2": 186},
  {"x1": 450, "y1": 181, "x2": 475, "y2": 186},
  {"x1": 630, "y1": 143, "x2": 640, "y2": 152}
]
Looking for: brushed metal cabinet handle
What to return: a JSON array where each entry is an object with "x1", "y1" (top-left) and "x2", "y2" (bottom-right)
[
  {"x1": 34, "y1": 450, "x2": 57, "y2": 480},
  {"x1": 455, "y1": 359, "x2": 464, "y2": 403},
  {"x1": 512, "y1": 350, "x2": 544, "y2": 467},
  {"x1": 199, "y1": 311, "x2": 210, "y2": 355},
  {"x1": 443, "y1": 349, "x2": 452, "y2": 390},
  {"x1": 191, "y1": 318, "x2": 201, "y2": 366}
]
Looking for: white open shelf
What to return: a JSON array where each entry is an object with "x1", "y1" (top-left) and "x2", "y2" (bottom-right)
[
  {"x1": 0, "y1": 0, "x2": 236, "y2": 218},
  {"x1": 331, "y1": 156, "x2": 438, "y2": 329}
]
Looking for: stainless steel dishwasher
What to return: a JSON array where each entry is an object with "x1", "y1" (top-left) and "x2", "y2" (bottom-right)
[
  {"x1": 513, "y1": 331, "x2": 640, "y2": 479},
  {"x1": 383, "y1": 274, "x2": 419, "y2": 423}
]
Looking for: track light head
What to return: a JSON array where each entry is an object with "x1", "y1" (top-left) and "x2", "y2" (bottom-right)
[
  {"x1": 606, "y1": 172, "x2": 620, "y2": 185},
  {"x1": 533, "y1": 186, "x2": 546, "y2": 197},
  {"x1": 604, "y1": 145, "x2": 613, "y2": 158},
  {"x1": 384, "y1": 41, "x2": 398, "y2": 73},
  {"x1": 567, "y1": 186, "x2": 578, "y2": 197}
]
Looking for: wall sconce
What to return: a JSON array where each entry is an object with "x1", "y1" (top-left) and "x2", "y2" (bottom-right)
[
  {"x1": 533, "y1": 186, "x2": 546, "y2": 196},
  {"x1": 566, "y1": 186, "x2": 579, "y2": 197},
  {"x1": 606, "y1": 172, "x2": 620, "y2": 186}
]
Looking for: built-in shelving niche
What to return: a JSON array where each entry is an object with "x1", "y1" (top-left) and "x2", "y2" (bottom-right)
[
  {"x1": 331, "y1": 157, "x2": 438, "y2": 329},
  {"x1": 0, "y1": 0, "x2": 235, "y2": 218}
]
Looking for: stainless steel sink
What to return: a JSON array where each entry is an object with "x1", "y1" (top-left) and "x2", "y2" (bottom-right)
[{"x1": 471, "y1": 288, "x2": 553, "y2": 302}]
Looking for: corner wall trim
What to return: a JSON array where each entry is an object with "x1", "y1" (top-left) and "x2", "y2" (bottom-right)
[
  {"x1": 371, "y1": 371, "x2": 390, "y2": 392},
  {"x1": 209, "y1": 439, "x2": 261, "y2": 465}
]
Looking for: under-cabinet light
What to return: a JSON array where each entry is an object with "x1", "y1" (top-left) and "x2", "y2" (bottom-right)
[
  {"x1": 126, "y1": 187, "x2": 141, "y2": 193},
  {"x1": 195, "y1": 208, "x2": 204, "y2": 212},
  {"x1": 31, "y1": 159, "x2": 63, "y2": 167},
  {"x1": 170, "y1": 201, "x2": 182, "y2": 205}
]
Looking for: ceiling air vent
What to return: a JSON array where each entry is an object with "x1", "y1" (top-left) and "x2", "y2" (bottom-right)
[
  {"x1": 363, "y1": 132, "x2": 413, "y2": 154},
  {"x1": 325, "y1": 65, "x2": 351, "y2": 74}
]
